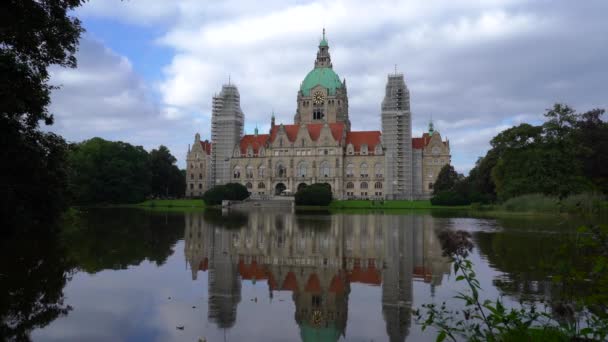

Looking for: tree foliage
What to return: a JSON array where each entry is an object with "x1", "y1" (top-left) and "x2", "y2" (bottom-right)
[
  {"x1": 1, "y1": 0, "x2": 87, "y2": 232},
  {"x1": 149, "y1": 145, "x2": 185, "y2": 198},
  {"x1": 433, "y1": 164, "x2": 461, "y2": 195},
  {"x1": 295, "y1": 183, "x2": 333, "y2": 206},
  {"x1": 432, "y1": 104, "x2": 606, "y2": 205},
  {"x1": 68, "y1": 138, "x2": 152, "y2": 204},
  {"x1": 202, "y1": 183, "x2": 250, "y2": 205}
]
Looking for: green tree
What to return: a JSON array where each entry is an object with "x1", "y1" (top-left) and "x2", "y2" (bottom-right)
[
  {"x1": 295, "y1": 183, "x2": 332, "y2": 206},
  {"x1": 1, "y1": 0, "x2": 87, "y2": 232},
  {"x1": 202, "y1": 183, "x2": 249, "y2": 205},
  {"x1": 68, "y1": 138, "x2": 151, "y2": 204},
  {"x1": 433, "y1": 164, "x2": 460, "y2": 195},
  {"x1": 149, "y1": 145, "x2": 185, "y2": 198}
]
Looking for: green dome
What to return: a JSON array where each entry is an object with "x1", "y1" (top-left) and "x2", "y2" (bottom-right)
[
  {"x1": 300, "y1": 67, "x2": 342, "y2": 96},
  {"x1": 319, "y1": 37, "x2": 328, "y2": 47}
]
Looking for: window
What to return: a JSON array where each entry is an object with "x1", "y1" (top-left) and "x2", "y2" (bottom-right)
[
  {"x1": 258, "y1": 182, "x2": 265, "y2": 189},
  {"x1": 199, "y1": 173, "x2": 202, "y2": 180},
  {"x1": 347, "y1": 144, "x2": 354, "y2": 155},
  {"x1": 247, "y1": 147, "x2": 253, "y2": 157},
  {"x1": 301, "y1": 139, "x2": 305, "y2": 147},
  {"x1": 258, "y1": 165, "x2": 265, "y2": 177},
  {"x1": 246, "y1": 182, "x2": 253, "y2": 189},
  {"x1": 346, "y1": 182, "x2": 354, "y2": 189},
  {"x1": 198, "y1": 184, "x2": 202, "y2": 189},
  {"x1": 361, "y1": 182, "x2": 368, "y2": 189},
  {"x1": 190, "y1": 174, "x2": 194, "y2": 180},
  {"x1": 279, "y1": 138, "x2": 283, "y2": 147},
  {"x1": 246, "y1": 165, "x2": 253, "y2": 178},
  {"x1": 375, "y1": 145, "x2": 383, "y2": 155},
  {"x1": 313, "y1": 107, "x2": 324, "y2": 120},
  {"x1": 361, "y1": 144, "x2": 368, "y2": 155},
  {"x1": 429, "y1": 182, "x2": 434, "y2": 190},
  {"x1": 374, "y1": 182, "x2": 382, "y2": 189},
  {"x1": 189, "y1": 184, "x2": 193, "y2": 189},
  {"x1": 190, "y1": 163, "x2": 194, "y2": 169},
  {"x1": 375, "y1": 163, "x2": 383, "y2": 177},
  {"x1": 276, "y1": 163, "x2": 286, "y2": 178},
  {"x1": 298, "y1": 161, "x2": 307, "y2": 177},
  {"x1": 233, "y1": 166, "x2": 241, "y2": 179},
  {"x1": 346, "y1": 163, "x2": 354, "y2": 177},
  {"x1": 320, "y1": 161, "x2": 330, "y2": 177},
  {"x1": 360, "y1": 163, "x2": 368, "y2": 177}
]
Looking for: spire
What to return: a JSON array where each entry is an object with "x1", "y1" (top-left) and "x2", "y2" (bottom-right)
[
  {"x1": 254, "y1": 124, "x2": 259, "y2": 136},
  {"x1": 428, "y1": 117, "x2": 435, "y2": 135},
  {"x1": 315, "y1": 28, "x2": 331, "y2": 68},
  {"x1": 271, "y1": 110, "x2": 275, "y2": 128}
]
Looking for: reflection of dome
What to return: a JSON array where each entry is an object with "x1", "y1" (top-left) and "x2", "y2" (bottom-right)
[
  {"x1": 300, "y1": 67, "x2": 342, "y2": 96},
  {"x1": 300, "y1": 322, "x2": 341, "y2": 342}
]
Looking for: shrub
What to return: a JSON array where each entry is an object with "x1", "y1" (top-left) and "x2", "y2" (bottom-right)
[
  {"x1": 501, "y1": 193, "x2": 559, "y2": 212},
  {"x1": 559, "y1": 192, "x2": 605, "y2": 214},
  {"x1": 431, "y1": 191, "x2": 470, "y2": 206},
  {"x1": 295, "y1": 184, "x2": 332, "y2": 206},
  {"x1": 202, "y1": 183, "x2": 249, "y2": 205}
]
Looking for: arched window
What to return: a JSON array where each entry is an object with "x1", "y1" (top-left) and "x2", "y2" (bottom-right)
[
  {"x1": 346, "y1": 144, "x2": 354, "y2": 155},
  {"x1": 346, "y1": 182, "x2": 354, "y2": 189},
  {"x1": 246, "y1": 182, "x2": 253, "y2": 189},
  {"x1": 346, "y1": 163, "x2": 354, "y2": 177},
  {"x1": 276, "y1": 162, "x2": 286, "y2": 178},
  {"x1": 247, "y1": 146, "x2": 253, "y2": 157},
  {"x1": 258, "y1": 165, "x2": 265, "y2": 177},
  {"x1": 258, "y1": 182, "x2": 265, "y2": 189},
  {"x1": 246, "y1": 165, "x2": 253, "y2": 178},
  {"x1": 375, "y1": 163, "x2": 383, "y2": 177},
  {"x1": 320, "y1": 161, "x2": 331, "y2": 177},
  {"x1": 198, "y1": 173, "x2": 202, "y2": 180},
  {"x1": 374, "y1": 182, "x2": 382, "y2": 189},
  {"x1": 233, "y1": 166, "x2": 241, "y2": 179},
  {"x1": 360, "y1": 163, "x2": 368, "y2": 177},
  {"x1": 361, "y1": 182, "x2": 368, "y2": 189},
  {"x1": 298, "y1": 161, "x2": 307, "y2": 177},
  {"x1": 198, "y1": 183, "x2": 202, "y2": 189}
]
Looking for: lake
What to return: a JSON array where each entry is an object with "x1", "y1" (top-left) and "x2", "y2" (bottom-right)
[{"x1": 0, "y1": 208, "x2": 595, "y2": 341}]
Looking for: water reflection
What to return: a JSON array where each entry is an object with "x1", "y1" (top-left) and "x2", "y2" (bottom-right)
[{"x1": 184, "y1": 210, "x2": 450, "y2": 341}]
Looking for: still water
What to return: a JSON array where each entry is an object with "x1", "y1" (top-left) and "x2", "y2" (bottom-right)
[{"x1": 1, "y1": 208, "x2": 588, "y2": 341}]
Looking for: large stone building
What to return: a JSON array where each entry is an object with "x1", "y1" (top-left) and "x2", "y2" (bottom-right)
[{"x1": 186, "y1": 30, "x2": 450, "y2": 199}]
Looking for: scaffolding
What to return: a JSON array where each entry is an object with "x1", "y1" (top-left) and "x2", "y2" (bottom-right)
[
  {"x1": 381, "y1": 73, "x2": 413, "y2": 199},
  {"x1": 211, "y1": 84, "x2": 244, "y2": 185}
]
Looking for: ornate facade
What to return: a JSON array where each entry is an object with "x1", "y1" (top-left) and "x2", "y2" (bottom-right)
[{"x1": 187, "y1": 30, "x2": 451, "y2": 199}]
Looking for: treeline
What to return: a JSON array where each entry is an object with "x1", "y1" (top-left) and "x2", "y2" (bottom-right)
[
  {"x1": 432, "y1": 104, "x2": 607, "y2": 206},
  {"x1": 68, "y1": 138, "x2": 185, "y2": 205}
]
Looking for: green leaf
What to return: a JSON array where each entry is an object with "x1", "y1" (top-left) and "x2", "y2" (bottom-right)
[{"x1": 436, "y1": 330, "x2": 447, "y2": 342}]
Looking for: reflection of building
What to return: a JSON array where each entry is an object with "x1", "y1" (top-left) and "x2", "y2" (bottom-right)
[
  {"x1": 186, "y1": 30, "x2": 451, "y2": 199},
  {"x1": 184, "y1": 211, "x2": 450, "y2": 341}
]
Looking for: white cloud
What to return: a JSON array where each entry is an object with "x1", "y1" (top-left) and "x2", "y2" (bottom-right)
[{"x1": 62, "y1": 0, "x2": 608, "y2": 172}]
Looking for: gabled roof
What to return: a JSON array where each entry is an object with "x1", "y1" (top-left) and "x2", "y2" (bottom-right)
[
  {"x1": 239, "y1": 134, "x2": 270, "y2": 154},
  {"x1": 345, "y1": 131, "x2": 381, "y2": 153},
  {"x1": 412, "y1": 132, "x2": 448, "y2": 149},
  {"x1": 268, "y1": 122, "x2": 345, "y2": 144},
  {"x1": 199, "y1": 140, "x2": 212, "y2": 155}
]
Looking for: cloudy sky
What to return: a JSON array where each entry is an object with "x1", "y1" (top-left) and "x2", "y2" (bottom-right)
[{"x1": 47, "y1": 0, "x2": 608, "y2": 172}]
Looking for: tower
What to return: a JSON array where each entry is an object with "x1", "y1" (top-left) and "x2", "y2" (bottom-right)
[
  {"x1": 211, "y1": 83, "x2": 244, "y2": 185},
  {"x1": 381, "y1": 72, "x2": 412, "y2": 199},
  {"x1": 295, "y1": 29, "x2": 350, "y2": 127}
]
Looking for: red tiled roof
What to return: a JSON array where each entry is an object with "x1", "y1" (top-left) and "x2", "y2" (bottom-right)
[
  {"x1": 305, "y1": 273, "x2": 322, "y2": 293},
  {"x1": 268, "y1": 122, "x2": 345, "y2": 144},
  {"x1": 329, "y1": 275, "x2": 345, "y2": 294},
  {"x1": 198, "y1": 258, "x2": 208, "y2": 271},
  {"x1": 348, "y1": 261, "x2": 381, "y2": 285},
  {"x1": 239, "y1": 134, "x2": 270, "y2": 154},
  {"x1": 199, "y1": 140, "x2": 212, "y2": 155},
  {"x1": 282, "y1": 272, "x2": 299, "y2": 292},
  {"x1": 345, "y1": 131, "x2": 381, "y2": 153},
  {"x1": 238, "y1": 260, "x2": 268, "y2": 280},
  {"x1": 412, "y1": 132, "x2": 448, "y2": 149}
]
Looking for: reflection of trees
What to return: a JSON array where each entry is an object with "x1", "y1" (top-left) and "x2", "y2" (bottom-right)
[
  {"x1": 203, "y1": 209, "x2": 247, "y2": 229},
  {"x1": 0, "y1": 230, "x2": 74, "y2": 341},
  {"x1": 62, "y1": 208, "x2": 183, "y2": 273},
  {"x1": 474, "y1": 230, "x2": 569, "y2": 300}
]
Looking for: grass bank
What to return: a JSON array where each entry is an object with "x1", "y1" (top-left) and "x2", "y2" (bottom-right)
[
  {"x1": 328, "y1": 200, "x2": 469, "y2": 210},
  {"x1": 136, "y1": 199, "x2": 205, "y2": 209}
]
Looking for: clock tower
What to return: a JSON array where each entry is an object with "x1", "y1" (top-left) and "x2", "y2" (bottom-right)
[{"x1": 294, "y1": 29, "x2": 350, "y2": 128}]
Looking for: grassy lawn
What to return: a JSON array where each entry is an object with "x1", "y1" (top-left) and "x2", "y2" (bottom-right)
[
  {"x1": 328, "y1": 200, "x2": 469, "y2": 210},
  {"x1": 137, "y1": 199, "x2": 205, "y2": 208}
]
